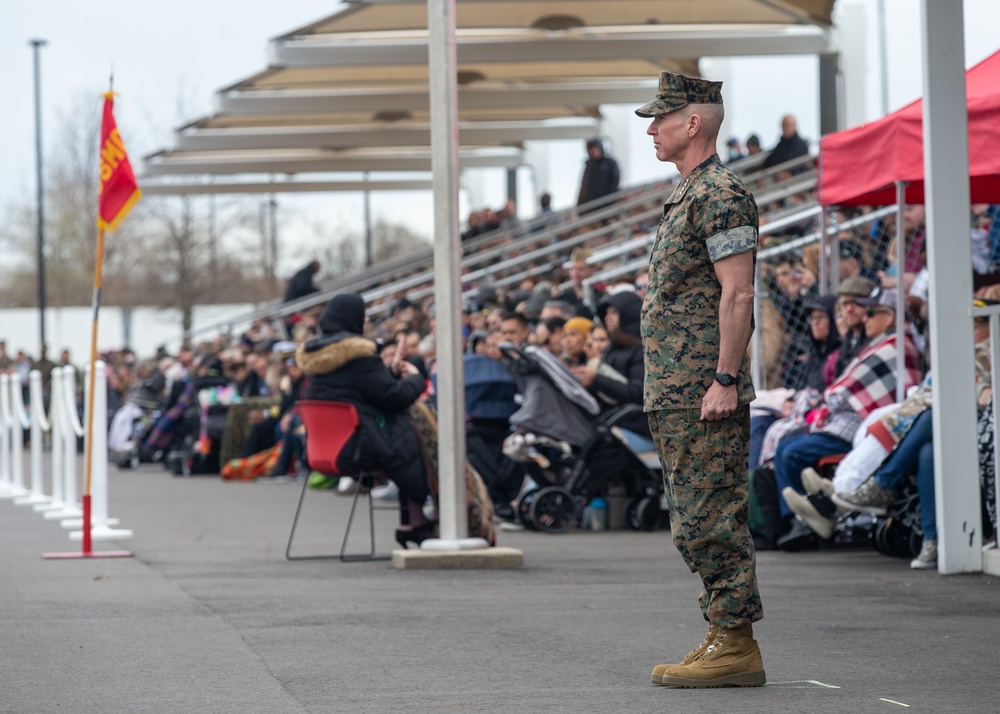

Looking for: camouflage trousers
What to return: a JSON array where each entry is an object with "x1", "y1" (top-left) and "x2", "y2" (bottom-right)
[{"x1": 648, "y1": 406, "x2": 763, "y2": 629}]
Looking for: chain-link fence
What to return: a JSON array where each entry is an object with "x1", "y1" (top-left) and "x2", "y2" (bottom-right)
[{"x1": 753, "y1": 205, "x2": 909, "y2": 390}]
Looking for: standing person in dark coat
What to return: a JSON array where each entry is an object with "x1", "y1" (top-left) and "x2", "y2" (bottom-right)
[
  {"x1": 762, "y1": 115, "x2": 809, "y2": 169},
  {"x1": 577, "y1": 137, "x2": 620, "y2": 212},
  {"x1": 296, "y1": 293, "x2": 435, "y2": 547},
  {"x1": 283, "y1": 260, "x2": 321, "y2": 303}
]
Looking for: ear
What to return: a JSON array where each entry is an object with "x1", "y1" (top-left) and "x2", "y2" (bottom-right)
[{"x1": 687, "y1": 112, "x2": 701, "y2": 135}]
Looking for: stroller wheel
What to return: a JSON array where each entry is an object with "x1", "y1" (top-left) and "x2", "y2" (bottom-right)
[
  {"x1": 878, "y1": 516, "x2": 922, "y2": 559},
  {"x1": 517, "y1": 489, "x2": 539, "y2": 531},
  {"x1": 627, "y1": 497, "x2": 661, "y2": 532},
  {"x1": 870, "y1": 516, "x2": 921, "y2": 559},
  {"x1": 870, "y1": 519, "x2": 888, "y2": 556},
  {"x1": 528, "y1": 486, "x2": 577, "y2": 534}
]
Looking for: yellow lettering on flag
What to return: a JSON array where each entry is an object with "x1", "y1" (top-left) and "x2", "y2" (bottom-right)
[{"x1": 97, "y1": 93, "x2": 141, "y2": 232}]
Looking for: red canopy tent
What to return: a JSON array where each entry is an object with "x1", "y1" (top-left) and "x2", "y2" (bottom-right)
[{"x1": 818, "y1": 47, "x2": 1000, "y2": 206}]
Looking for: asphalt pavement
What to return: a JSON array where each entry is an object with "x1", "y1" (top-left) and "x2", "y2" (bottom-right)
[{"x1": 2, "y1": 462, "x2": 999, "y2": 713}]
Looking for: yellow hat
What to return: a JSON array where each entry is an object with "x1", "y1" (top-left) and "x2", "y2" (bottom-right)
[{"x1": 564, "y1": 317, "x2": 594, "y2": 335}]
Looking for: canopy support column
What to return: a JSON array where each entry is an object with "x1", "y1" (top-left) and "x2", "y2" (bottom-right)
[
  {"x1": 920, "y1": 0, "x2": 980, "y2": 573},
  {"x1": 818, "y1": 51, "x2": 842, "y2": 136},
  {"x1": 894, "y1": 181, "x2": 907, "y2": 403}
]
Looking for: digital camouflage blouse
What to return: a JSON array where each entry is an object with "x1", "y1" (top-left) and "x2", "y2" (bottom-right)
[{"x1": 641, "y1": 154, "x2": 758, "y2": 411}]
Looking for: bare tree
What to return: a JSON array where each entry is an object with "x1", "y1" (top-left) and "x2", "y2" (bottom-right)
[{"x1": 0, "y1": 92, "x2": 147, "y2": 307}]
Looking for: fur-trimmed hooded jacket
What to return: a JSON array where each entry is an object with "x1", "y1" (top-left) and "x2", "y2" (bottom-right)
[{"x1": 297, "y1": 332, "x2": 425, "y2": 472}]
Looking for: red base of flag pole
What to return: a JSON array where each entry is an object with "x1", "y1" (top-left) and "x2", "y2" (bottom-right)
[
  {"x1": 41, "y1": 550, "x2": 134, "y2": 559},
  {"x1": 41, "y1": 496, "x2": 134, "y2": 560}
]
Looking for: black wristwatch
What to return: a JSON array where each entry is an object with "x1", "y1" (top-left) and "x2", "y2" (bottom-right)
[{"x1": 714, "y1": 371, "x2": 737, "y2": 387}]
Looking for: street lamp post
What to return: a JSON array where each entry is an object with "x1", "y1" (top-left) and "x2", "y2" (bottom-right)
[{"x1": 30, "y1": 38, "x2": 48, "y2": 353}]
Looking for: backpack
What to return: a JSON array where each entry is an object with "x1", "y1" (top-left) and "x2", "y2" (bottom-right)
[{"x1": 748, "y1": 467, "x2": 784, "y2": 550}]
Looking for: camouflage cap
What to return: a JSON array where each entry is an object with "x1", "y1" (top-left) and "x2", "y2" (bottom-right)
[{"x1": 635, "y1": 72, "x2": 723, "y2": 118}]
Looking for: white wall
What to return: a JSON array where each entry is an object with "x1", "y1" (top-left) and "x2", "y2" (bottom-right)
[{"x1": 0, "y1": 304, "x2": 258, "y2": 360}]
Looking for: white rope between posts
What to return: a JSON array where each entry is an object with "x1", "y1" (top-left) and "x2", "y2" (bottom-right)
[
  {"x1": 11, "y1": 373, "x2": 31, "y2": 430},
  {"x1": 62, "y1": 367, "x2": 85, "y2": 439},
  {"x1": 18, "y1": 370, "x2": 52, "y2": 507},
  {"x1": 7, "y1": 373, "x2": 28, "y2": 496},
  {"x1": 29, "y1": 371, "x2": 50, "y2": 433},
  {"x1": 0, "y1": 374, "x2": 11, "y2": 428}
]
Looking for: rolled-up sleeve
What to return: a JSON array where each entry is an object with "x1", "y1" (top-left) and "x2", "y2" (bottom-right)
[{"x1": 706, "y1": 225, "x2": 757, "y2": 262}]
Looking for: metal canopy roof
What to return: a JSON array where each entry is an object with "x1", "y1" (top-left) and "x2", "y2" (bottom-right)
[
  {"x1": 142, "y1": 0, "x2": 835, "y2": 192},
  {"x1": 268, "y1": 25, "x2": 828, "y2": 71},
  {"x1": 284, "y1": 0, "x2": 835, "y2": 34},
  {"x1": 174, "y1": 118, "x2": 599, "y2": 152},
  {"x1": 145, "y1": 146, "x2": 522, "y2": 175}
]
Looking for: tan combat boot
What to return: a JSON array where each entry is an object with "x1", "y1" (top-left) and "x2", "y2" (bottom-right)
[
  {"x1": 656, "y1": 624, "x2": 765, "y2": 688},
  {"x1": 650, "y1": 623, "x2": 720, "y2": 685}
]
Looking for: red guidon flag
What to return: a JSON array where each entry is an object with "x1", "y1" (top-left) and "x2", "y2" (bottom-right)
[{"x1": 97, "y1": 92, "x2": 141, "y2": 231}]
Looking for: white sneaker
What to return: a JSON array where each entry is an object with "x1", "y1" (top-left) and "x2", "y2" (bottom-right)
[
  {"x1": 910, "y1": 539, "x2": 938, "y2": 570},
  {"x1": 800, "y1": 467, "x2": 834, "y2": 497},
  {"x1": 337, "y1": 476, "x2": 358, "y2": 495},
  {"x1": 370, "y1": 481, "x2": 399, "y2": 500},
  {"x1": 782, "y1": 487, "x2": 835, "y2": 540}
]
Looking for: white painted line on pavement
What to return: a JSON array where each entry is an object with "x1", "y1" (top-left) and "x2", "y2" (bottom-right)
[
  {"x1": 767, "y1": 680, "x2": 841, "y2": 689},
  {"x1": 880, "y1": 698, "x2": 910, "y2": 707}
]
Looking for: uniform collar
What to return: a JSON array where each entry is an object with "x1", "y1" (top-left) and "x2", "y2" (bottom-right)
[{"x1": 664, "y1": 154, "x2": 721, "y2": 205}]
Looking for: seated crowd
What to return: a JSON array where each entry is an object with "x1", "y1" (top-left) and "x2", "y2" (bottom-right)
[
  {"x1": 6, "y1": 133, "x2": 997, "y2": 566},
  {"x1": 750, "y1": 200, "x2": 1000, "y2": 569}
]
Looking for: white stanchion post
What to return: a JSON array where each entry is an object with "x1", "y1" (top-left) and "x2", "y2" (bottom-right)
[
  {"x1": 45, "y1": 367, "x2": 82, "y2": 520},
  {"x1": 15, "y1": 371, "x2": 52, "y2": 506},
  {"x1": 0, "y1": 374, "x2": 14, "y2": 499},
  {"x1": 35, "y1": 369, "x2": 65, "y2": 512},
  {"x1": 70, "y1": 360, "x2": 132, "y2": 542},
  {"x1": 7, "y1": 373, "x2": 30, "y2": 499}
]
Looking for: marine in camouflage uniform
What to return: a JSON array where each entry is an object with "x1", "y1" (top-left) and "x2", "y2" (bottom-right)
[{"x1": 637, "y1": 72, "x2": 765, "y2": 688}]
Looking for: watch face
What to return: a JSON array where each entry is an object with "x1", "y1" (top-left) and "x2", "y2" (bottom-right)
[{"x1": 715, "y1": 372, "x2": 736, "y2": 386}]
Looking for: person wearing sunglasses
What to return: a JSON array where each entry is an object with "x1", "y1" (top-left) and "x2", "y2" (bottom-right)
[{"x1": 833, "y1": 276, "x2": 877, "y2": 378}]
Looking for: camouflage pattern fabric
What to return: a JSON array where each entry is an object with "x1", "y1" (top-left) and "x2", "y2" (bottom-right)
[
  {"x1": 641, "y1": 154, "x2": 758, "y2": 411},
  {"x1": 407, "y1": 402, "x2": 497, "y2": 546},
  {"x1": 648, "y1": 407, "x2": 762, "y2": 628},
  {"x1": 635, "y1": 72, "x2": 723, "y2": 118},
  {"x1": 219, "y1": 396, "x2": 280, "y2": 465}
]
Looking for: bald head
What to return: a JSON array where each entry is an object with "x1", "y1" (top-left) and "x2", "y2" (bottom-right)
[{"x1": 781, "y1": 115, "x2": 798, "y2": 138}]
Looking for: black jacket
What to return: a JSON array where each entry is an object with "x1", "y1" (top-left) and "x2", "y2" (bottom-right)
[
  {"x1": 297, "y1": 333, "x2": 425, "y2": 473},
  {"x1": 795, "y1": 294, "x2": 841, "y2": 391},
  {"x1": 594, "y1": 291, "x2": 648, "y2": 435},
  {"x1": 763, "y1": 132, "x2": 809, "y2": 169},
  {"x1": 577, "y1": 155, "x2": 620, "y2": 208},
  {"x1": 283, "y1": 263, "x2": 319, "y2": 303}
]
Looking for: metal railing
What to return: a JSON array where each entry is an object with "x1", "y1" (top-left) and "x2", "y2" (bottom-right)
[{"x1": 177, "y1": 151, "x2": 817, "y2": 344}]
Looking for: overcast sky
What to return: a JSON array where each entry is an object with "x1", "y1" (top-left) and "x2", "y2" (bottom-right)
[{"x1": 2, "y1": 0, "x2": 998, "y2": 275}]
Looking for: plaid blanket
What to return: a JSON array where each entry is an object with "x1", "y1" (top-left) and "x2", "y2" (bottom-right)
[{"x1": 814, "y1": 332, "x2": 923, "y2": 442}]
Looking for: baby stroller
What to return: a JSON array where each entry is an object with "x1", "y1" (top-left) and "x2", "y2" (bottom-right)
[
  {"x1": 109, "y1": 379, "x2": 163, "y2": 469},
  {"x1": 164, "y1": 377, "x2": 235, "y2": 476},
  {"x1": 457, "y1": 354, "x2": 523, "y2": 509},
  {"x1": 869, "y1": 473, "x2": 923, "y2": 558},
  {"x1": 499, "y1": 343, "x2": 662, "y2": 534}
]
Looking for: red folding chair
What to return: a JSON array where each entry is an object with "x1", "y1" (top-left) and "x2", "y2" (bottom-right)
[{"x1": 285, "y1": 400, "x2": 393, "y2": 562}]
